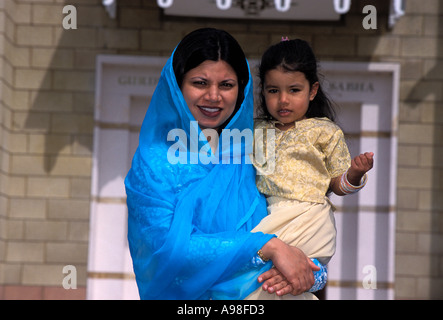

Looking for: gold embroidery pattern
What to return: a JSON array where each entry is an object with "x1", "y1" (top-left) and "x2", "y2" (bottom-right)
[{"x1": 253, "y1": 118, "x2": 351, "y2": 204}]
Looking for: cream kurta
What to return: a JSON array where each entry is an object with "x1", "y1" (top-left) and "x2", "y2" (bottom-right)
[{"x1": 253, "y1": 117, "x2": 351, "y2": 204}]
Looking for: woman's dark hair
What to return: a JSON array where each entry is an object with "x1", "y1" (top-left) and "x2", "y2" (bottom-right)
[
  {"x1": 257, "y1": 39, "x2": 336, "y2": 122},
  {"x1": 173, "y1": 28, "x2": 249, "y2": 116}
]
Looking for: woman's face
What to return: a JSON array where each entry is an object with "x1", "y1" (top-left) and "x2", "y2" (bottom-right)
[{"x1": 182, "y1": 60, "x2": 239, "y2": 131}]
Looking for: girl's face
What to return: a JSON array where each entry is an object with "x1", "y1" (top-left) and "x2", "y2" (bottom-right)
[
  {"x1": 263, "y1": 67, "x2": 318, "y2": 130},
  {"x1": 182, "y1": 60, "x2": 239, "y2": 131}
]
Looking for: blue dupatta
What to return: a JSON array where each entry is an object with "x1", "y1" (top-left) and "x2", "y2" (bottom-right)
[{"x1": 125, "y1": 51, "x2": 274, "y2": 300}]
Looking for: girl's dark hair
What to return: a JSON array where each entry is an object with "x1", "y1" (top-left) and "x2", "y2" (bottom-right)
[
  {"x1": 257, "y1": 39, "x2": 336, "y2": 121},
  {"x1": 173, "y1": 28, "x2": 249, "y2": 115}
]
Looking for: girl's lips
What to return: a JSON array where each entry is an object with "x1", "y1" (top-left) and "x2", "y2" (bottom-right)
[
  {"x1": 198, "y1": 106, "x2": 222, "y2": 117},
  {"x1": 278, "y1": 109, "x2": 292, "y2": 116}
]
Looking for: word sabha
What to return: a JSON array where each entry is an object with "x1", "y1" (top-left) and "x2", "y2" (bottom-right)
[
  {"x1": 326, "y1": 80, "x2": 375, "y2": 94},
  {"x1": 177, "y1": 304, "x2": 264, "y2": 317}
]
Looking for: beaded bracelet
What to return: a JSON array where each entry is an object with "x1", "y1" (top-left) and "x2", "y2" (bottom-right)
[
  {"x1": 339, "y1": 169, "x2": 368, "y2": 195},
  {"x1": 257, "y1": 249, "x2": 269, "y2": 262}
]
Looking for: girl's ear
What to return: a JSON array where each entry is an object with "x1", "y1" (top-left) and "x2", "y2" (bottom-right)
[{"x1": 310, "y1": 82, "x2": 319, "y2": 101}]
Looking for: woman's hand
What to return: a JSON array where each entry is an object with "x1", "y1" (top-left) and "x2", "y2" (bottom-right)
[{"x1": 259, "y1": 238, "x2": 320, "y2": 295}]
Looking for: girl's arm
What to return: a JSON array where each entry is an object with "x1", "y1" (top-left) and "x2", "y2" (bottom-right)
[{"x1": 330, "y1": 152, "x2": 374, "y2": 196}]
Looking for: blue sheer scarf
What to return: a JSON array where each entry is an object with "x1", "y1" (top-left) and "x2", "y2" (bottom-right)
[{"x1": 125, "y1": 50, "x2": 274, "y2": 300}]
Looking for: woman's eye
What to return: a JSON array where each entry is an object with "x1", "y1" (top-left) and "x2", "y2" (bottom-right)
[
  {"x1": 268, "y1": 89, "x2": 278, "y2": 94},
  {"x1": 220, "y1": 82, "x2": 234, "y2": 89},
  {"x1": 193, "y1": 81, "x2": 206, "y2": 86}
]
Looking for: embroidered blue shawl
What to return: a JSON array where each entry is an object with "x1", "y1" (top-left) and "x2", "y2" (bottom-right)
[{"x1": 125, "y1": 51, "x2": 274, "y2": 300}]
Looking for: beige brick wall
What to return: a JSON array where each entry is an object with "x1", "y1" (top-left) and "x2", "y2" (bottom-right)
[
  {"x1": 1, "y1": 0, "x2": 16, "y2": 293},
  {"x1": 0, "y1": 0, "x2": 94, "y2": 298},
  {"x1": 0, "y1": 1, "x2": 8, "y2": 296},
  {"x1": 393, "y1": 0, "x2": 443, "y2": 299},
  {"x1": 0, "y1": 0, "x2": 442, "y2": 299}
]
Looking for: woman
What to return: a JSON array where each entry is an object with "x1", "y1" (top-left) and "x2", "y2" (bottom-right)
[{"x1": 125, "y1": 28, "x2": 317, "y2": 300}]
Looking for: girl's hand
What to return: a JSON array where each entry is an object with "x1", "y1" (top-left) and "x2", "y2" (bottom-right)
[
  {"x1": 347, "y1": 152, "x2": 374, "y2": 186},
  {"x1": 330, "y1": 152, "x2": 374, "y2": 195},
  {"x1": 258, "y1": 268, "x2": 292, "y2": 296},
  {"x1": 258, "y1": 258, "x2": 319, "y2": 296}
]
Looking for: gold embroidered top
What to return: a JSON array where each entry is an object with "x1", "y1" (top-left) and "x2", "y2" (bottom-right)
[{"x1": 253, "y1": 117, "x2": 351, "y2": 204}]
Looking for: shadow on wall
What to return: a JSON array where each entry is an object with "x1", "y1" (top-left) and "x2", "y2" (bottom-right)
[{"x1": 22, "y1": 0, "x2": 117, "y2": 174}]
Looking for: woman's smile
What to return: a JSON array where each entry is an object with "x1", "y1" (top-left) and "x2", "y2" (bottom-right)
[{"x1": 198, "y1": 106, "x2": 223, "y2": 117}]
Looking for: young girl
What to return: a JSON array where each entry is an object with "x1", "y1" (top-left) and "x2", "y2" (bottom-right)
[{"x1": 247, "y1": 38, "x2": 374, "y2": 299}]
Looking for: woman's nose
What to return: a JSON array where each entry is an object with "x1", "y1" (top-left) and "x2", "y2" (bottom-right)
[{"x1": 205, "y1": 86, "x2": 221, "y2": 102}]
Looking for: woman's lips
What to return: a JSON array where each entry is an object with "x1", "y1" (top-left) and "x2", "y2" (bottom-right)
[{"x1": 198, "y1": 106, "x2": 222, "y2": 117}]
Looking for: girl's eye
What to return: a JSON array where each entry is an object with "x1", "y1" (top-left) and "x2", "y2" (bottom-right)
[{"x1": 268, "y1": 89, "x2": 278, "y2": 94}]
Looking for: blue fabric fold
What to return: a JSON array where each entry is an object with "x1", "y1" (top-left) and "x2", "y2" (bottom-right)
[{"x1": 125, "y1": 51, "x2": 274, "y2": 300}]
